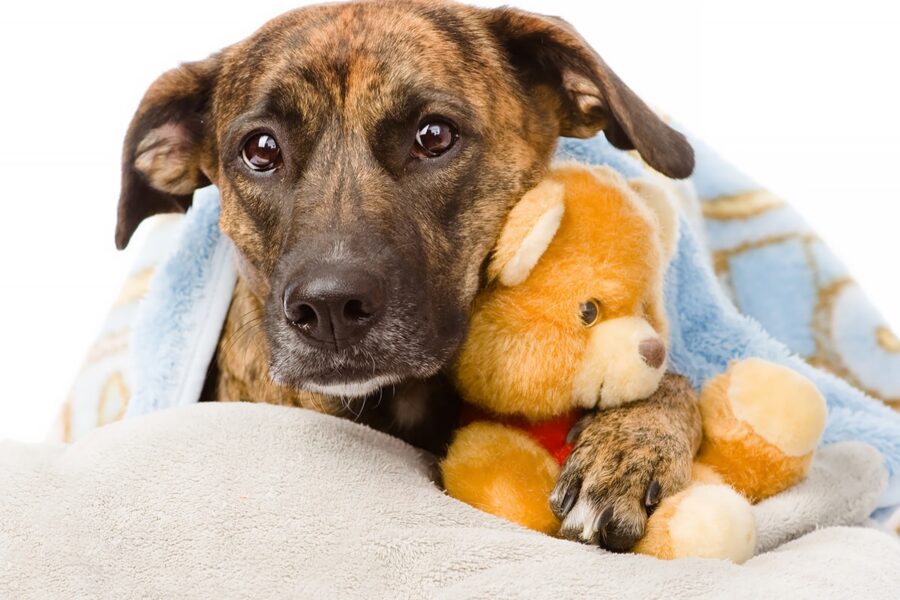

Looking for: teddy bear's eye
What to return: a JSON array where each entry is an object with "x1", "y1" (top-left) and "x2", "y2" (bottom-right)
[{"x1": 579, "y1": 299, "x2": 601, "y2": 327}]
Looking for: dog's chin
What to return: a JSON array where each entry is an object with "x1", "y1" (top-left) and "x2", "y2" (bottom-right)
[
  {"x1": 266, "y1": 346, "x2": 450, "y2": 400},
  {"x1": 300, "y1": 375, "x2": 402, "y2": 399}
]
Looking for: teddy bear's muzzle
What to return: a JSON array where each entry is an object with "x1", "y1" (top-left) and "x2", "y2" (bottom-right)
[{"x1": 571, "y1": 316, "x2": 668, "y2": 410}]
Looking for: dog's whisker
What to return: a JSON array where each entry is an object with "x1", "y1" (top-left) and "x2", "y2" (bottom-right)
[{"x1": 219, "y1": 318, "x2": 265, "y2": 364}]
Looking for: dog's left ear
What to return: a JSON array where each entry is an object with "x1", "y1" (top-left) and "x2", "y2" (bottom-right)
[
  {"x1": 115, "y1": 55, "x2": 220, "y2": 249},
  {"x1": 484, "y1": 8, "x2": 694, "y2": 180}
]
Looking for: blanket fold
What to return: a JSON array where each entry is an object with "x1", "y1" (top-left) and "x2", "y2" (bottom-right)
[{"x1": 4, "y1": 404, "x2": 898, "y2": 599}]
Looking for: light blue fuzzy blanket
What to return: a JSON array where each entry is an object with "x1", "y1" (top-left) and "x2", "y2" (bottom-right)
[{"x1": 124, "y1": 132, "x2": 900, "y2": 516}]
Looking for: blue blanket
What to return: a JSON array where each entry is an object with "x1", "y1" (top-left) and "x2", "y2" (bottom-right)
[{"x1": 123, "y1": 132, "x2": 900, "y2": 515}]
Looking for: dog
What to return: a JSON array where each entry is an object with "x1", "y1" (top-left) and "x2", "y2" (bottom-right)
[{"x1": 115, "y1": 0, "x2": 698, "y2": 551}]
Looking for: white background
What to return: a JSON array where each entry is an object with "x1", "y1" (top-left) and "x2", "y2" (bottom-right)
[{"x1": 1, "y1": 0, "x2": 898, "y2": 442}]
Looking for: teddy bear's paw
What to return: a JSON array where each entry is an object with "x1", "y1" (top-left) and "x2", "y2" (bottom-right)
[
  {"x1": 707, "y1": 358, "x2": 827, "y2": 457},
  {"x1": 700, "y1": 358, "x2": 827, "y2": 500},
  {"x1": 636, "y1": 483, "x2": 757, "y2": 563}
]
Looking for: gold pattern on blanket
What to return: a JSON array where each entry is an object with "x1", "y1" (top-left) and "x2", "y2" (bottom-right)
[
  {"x1": 713, "y1": 207, "x2": 900, "y2": 411},
  {"x1": 113, "y1": 266, "x2": 156, "y2": 308},
  {"x1": 62, "y1": 400, "x2": 72, "y2": 443},
  {"x1": 97, "y1": 372, "x2": 129, "y2": 426},
  {"x1": 713, "y1": 233, "x2": 816, "y2": 275},
  {"x1": 85, "y1": 330, "x2": 130, "y2": 366},
  {"x1": 48, "y1": 399, "x2": 74, "y2": 444},
  {"x1": 807, "y1": 279, "x2": 898, "y2": 408},
  {"x1": 701, "y1": 190, "x2": 784, "y2": 220},
  {"x1": 878, "y1": 327, "x2": 900, "y2": 354}
]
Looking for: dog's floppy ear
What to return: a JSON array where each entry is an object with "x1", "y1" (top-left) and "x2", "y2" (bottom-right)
[
  {"x1": 489, "y1": 179, "x2": 565, "y2": 286},
  {"x1": 484, "y1": 8, "x2": 694, "y2": 180},
  {"x1": 115, "y1": 55, "x2": 220, "y2": 249}
]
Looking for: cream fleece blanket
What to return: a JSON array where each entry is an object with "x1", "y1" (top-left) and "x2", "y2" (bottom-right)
[{"x1": 2, "y1": 402, "x2": 897, "y2": 599}]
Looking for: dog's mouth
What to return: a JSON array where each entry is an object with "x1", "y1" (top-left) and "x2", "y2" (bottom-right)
[
  {"x1": 300, "y1": 375, "x2": 403, "y2": 399},
  {"x1": 267, "y1": 330, "x2": 460, "y2": 399},
  {"x1": 265, "y1": 300, "x2": 467, "y2": 400}
]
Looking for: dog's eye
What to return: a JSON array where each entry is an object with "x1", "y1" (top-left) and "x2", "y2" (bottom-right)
[
  {"x1": 412, "y1": 119, "x2": 459, "y2": 159},
  {"x1": 242, "y1": 133, "x2": 282, "y2": 171},
  {"x1": 579, "y1": 299, "x2": 601, "y2": 327}
]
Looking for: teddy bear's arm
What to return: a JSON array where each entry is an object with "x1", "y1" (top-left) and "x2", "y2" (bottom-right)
[{"x1": 549, "y1": 373, "x2": 702, "y2": 551}]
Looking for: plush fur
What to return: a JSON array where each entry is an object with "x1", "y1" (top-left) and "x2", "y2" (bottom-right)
[
  {"x1": 454, "y1": 163, "x2": 673, "y2": 421},
  {"x1": 442, "y1": 165, "x2": 829, "y2": 561},
  {"x1": 441, "y1": 422, "x2": 561, "y2": 535},
  {"x1": 695, "y1": 359, "x2": 826, "y2": 502}
]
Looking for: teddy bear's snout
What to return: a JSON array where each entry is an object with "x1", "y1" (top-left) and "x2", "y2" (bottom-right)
[
  {"x1": 571, "y1": 316, "x2": 668, "y2": 410},
  {"x1": 639, "y1": 338, "x2": 666, "y2": 369}
]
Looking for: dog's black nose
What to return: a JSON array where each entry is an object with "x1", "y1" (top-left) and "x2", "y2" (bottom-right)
[{"x1": 283, "y1": 267, "x2": 385, "y2": 347}]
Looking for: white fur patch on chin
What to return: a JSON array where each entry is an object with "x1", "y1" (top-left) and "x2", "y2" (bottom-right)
[{"x1": 304, "y1": 375, "x2": 400, "y2": 399}]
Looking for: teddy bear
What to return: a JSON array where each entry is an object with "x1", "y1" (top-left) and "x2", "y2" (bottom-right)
[{"x1": 440, "y1": 163, "x2": 827, "y2": 562}]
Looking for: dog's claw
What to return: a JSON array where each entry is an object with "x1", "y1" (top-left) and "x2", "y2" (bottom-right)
[
  {"x1": 644, "y1": 479, "x2": 662, "y2": 509},
  {"x1": 566, "y1": 414, "x2": 594, "y2": 445},
  {"x1": 594, "y1": 506, "x2": 615, "y2": 545},
  {"x1": 551, "y1": 477, "x2": 582, "y2": 519},
  {"x1": 560, "y1": 486, "x2": 580, "y2": 518}
]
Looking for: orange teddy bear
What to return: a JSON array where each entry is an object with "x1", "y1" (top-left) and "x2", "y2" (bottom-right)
[{"x1": 440, "y1": 163, "x2": 827, "y2": 562}]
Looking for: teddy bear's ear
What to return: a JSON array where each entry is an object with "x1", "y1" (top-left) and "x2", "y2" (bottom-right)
[
  {"x1": 627, "y1": 178, "x2": 680, "y2": 338},
  {"x1": 628, "y1": 178, "x2": 680, "y2": 263},
  {"x1": 489, "y1": 179, "x2": 566, "y2": 286}
]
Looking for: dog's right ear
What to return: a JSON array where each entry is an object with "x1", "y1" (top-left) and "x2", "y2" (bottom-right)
[
  {"x1": 115, "y1": 56, "x2": 220, "y2": 249},
  {"x1": 489, "y1": 179, "x2": 565, "y2": 287}
]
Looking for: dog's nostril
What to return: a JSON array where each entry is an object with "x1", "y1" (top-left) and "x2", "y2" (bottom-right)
[
  {"x1": 292, "y1": 304, "x2": 318, "y2": 328},
  {"x1": 343, "y1": 299, "x2": 372, "y2": 322},
  {"x1": 281, "y1": 267, "x2": 386, "y2": 346}
]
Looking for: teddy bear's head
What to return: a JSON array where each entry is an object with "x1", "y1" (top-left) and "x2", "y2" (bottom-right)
[{"x1": 455, "y1": 163, "x2": 679, "y2": 420}]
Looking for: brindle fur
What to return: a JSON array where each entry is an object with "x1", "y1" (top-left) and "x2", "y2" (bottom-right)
[
  {"x1": 116, "y1": 0, "x2": 698, "y2": 549},
  {"x1": 552, "y1": 374, "x2": 703, "y2": 551}
]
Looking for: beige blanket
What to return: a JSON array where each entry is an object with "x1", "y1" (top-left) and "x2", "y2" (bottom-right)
[{"x1": 2, "y1": 403, "x2": 898, "y2": 599}]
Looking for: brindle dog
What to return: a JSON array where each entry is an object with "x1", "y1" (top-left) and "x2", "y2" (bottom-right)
[{"x1": 115, "y1": 0, "x2": 700, "y2": 552}]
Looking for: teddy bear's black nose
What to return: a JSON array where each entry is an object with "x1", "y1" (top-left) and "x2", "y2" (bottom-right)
[{"x1": 639, "y1": 338, "x2": 666, "y2": 369}]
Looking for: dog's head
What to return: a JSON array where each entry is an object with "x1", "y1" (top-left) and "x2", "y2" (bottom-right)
[{"x1": 115, "y1": 0, "x2": 693, "y2": 399}]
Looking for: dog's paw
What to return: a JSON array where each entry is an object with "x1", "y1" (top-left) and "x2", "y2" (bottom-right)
[{"x1": 550, "y1": 402, "x2": 695, "y2": 551}]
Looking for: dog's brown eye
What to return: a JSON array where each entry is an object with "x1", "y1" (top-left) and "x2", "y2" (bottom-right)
[
  {"x1": 412, "y1": 120, "x2": 459, "y2": 159},
  {"x1": 242, "y1": 133, "x2": 282, "y2": 171},
  {"x1": 579, "y1": 299, "x2": 601, "y2": 327}
]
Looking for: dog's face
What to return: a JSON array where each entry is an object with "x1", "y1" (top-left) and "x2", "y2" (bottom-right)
[{"x1": 115, "y1": 0, "x2": 693, "y2": 399}]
